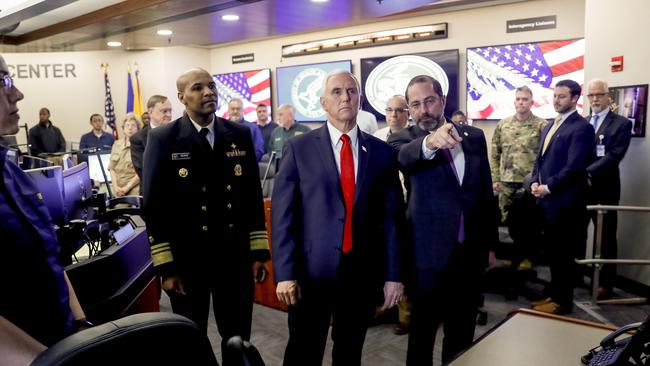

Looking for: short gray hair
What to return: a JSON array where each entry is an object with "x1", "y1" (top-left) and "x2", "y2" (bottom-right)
[
  {"x1": 587, "y1": 78, "x2": 609, "y2": 92},
  {"x1": 228, "y1": 98, "x2": 243, "y2": 108},
  {"x1": 320, "y1": 70, "x2": 361, "y2": 97},
  {"x1": 277, "y1": 103, "x2": 295, "y2": 115}
]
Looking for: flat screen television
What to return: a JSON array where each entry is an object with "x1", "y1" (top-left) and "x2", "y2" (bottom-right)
[
  {"x1": 24, "y1": 165, "x2": 65, "y2": 227},
  {"x1": 88, "y1": 153, "x2": 112, "y2": 183},
  {"x1": 360, "y1": 50, "x2": 459, "y2": 121},
  {"x1": 213, "y1": 68, "x2": 272, "y2": 122},
  {"x1": 276, "y1": 60, "x2": 352, "y2": 122},
  {"x1": 466, "y1": 38, "x2": 585, "y2": 120},
  {"x1": 609, "y1": 84, "x2": 648, "y2": 137},
  {"x1": 63, "y1": 162, "x2": 93, "y2": 221}
]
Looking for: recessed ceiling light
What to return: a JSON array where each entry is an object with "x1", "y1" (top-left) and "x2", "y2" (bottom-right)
[
  {"x1": 107, "y1": 41, "x2": 122, "y2": 47},
  {"x1": 221, "y1": 14, "x2": 239, "y2": 21},
  {"x1": 311, "y1": 0, "x2": 329, "y2": 2},
  {"x1": 157, "y1": 29, "x2": 173, "y2": 36}
]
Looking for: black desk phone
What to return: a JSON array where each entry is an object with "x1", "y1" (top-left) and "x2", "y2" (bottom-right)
[{"x1": 582, "y1": 314, "x2": 650, "y2": 366}]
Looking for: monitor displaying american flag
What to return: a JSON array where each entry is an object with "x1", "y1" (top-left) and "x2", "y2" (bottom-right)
[
  {"x1": 213, "y1": 69, "x2": 272, "y2": 122},
  {"x1": 467, "y1": 38, "x2": 584, "y2": 120}
]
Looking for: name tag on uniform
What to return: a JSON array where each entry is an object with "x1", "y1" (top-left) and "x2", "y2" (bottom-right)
[
  {"x1": 596, "y1": 145, "x2": 605, "y2": 157},
  {"x1": 172, "y1": 152, "x2": 191, "y2": 160}
]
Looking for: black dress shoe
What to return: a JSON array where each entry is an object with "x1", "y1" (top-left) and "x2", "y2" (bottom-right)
[{"x1": 393, "y1": 322, "x2": 409, "y2": 335}]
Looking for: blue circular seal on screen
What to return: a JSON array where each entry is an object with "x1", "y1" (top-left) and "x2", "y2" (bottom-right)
[{"x1": 291, "y1": 68, "x2": 327, "y2": 119}]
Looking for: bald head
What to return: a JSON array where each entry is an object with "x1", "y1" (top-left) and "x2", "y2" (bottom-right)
[
  {"x1": 176, "y1": 67, "x2": 218, "y2": 124},
  {"x1": 176, "y1": 68, "x2": 212, "y2": 92}
]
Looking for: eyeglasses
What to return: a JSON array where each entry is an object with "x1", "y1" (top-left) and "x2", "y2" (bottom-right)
[
  {"x1": 0, "y1": 74, "x2": 13, "y2": 90},
  {"x1": 587, "y1": 92, "x2": 609, "y2": 99},
  {"x1": 385, "y1": 108, "x2": 408, "y2": 114}
]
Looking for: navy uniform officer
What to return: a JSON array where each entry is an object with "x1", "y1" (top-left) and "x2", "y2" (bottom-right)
[
  {"x1": 0, "y1": 54, "x2": 88, "y2": 348},
  {"x1": 143, "y1": 67, "x2": 270, "y2": 361}
]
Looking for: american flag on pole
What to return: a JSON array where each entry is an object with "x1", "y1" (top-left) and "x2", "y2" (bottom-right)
[
  {"x1": 101, "y1": 63, "x2": 118, "y2": 139},
  {"x1": 467, "y1": 38, "x2": 584, "y2": 120},
  {"x1": 213, "y1": 69, "x2": 271, "y2": 121}
]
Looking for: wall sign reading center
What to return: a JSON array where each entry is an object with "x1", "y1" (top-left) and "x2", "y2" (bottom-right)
[{"x1": 8, "y1": 63, "x2": 77, "y2": 79}]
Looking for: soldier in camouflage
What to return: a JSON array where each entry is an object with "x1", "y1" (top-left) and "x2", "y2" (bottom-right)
[{"x1": 491, "y1": 85, "x2": 547, "y2": 223}]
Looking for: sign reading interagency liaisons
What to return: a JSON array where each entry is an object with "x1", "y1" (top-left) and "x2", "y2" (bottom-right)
[
  {"x1": 7, "y1": 63, "x2": 77, "y2": 79},
  {"x1": 507, "y1": 15, "x2": 557, "y2": 33}
]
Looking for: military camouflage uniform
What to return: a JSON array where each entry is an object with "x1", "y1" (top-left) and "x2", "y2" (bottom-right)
[{"x1": 491, "y1": 114, "x2": 547, "y2": 222}]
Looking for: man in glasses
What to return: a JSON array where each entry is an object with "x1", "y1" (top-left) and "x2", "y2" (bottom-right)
[
  {"x1": 584, "y1": 78, "x2": 632, "y2": 300},
  {"x1": 374, "y1": 95, "x2": 409, "y2": 141},
  {"x1": 389, "y1": 75, "x2": 497, "y2": 365}
]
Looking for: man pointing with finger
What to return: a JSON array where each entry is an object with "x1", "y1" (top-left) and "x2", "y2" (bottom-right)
[
  {"x1": 272, "y1": 70, "x2": 405, "y2": 366},
  {"x1": 388, "y1": 75, "x2": 497, "y2": 365}
]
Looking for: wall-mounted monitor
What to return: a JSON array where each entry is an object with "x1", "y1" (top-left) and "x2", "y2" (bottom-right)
[
  {"x1": 466, "y1": 38, "x2": 585, "y2": 120},
  {"x1": 360, "y1": 50, "x2": 459, "y2": 121},
  {"x1": 609, "y1": 84, "x2": 648, "y2": 137},
  {"x1": 276, "y1": 60, "x2": 352, "y2": 122},
  {"x1": 213, "y1": 69, "x2": 272, "y2": 122}
]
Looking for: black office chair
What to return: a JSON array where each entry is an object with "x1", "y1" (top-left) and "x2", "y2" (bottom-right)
[
  {"x1": 30, "y1": 312, "x2": 219, "y2": 366},
  {"x1": 224, "y1": 336, "x2": 266, "y2": 366}
]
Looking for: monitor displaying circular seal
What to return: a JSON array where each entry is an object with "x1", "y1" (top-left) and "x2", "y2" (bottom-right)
[{"x1": 365, "y1": 55, "x2": 450, "y2": 117}]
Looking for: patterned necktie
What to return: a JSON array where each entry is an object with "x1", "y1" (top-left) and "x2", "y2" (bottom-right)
[
  {"x1": 542, "y1": 115, "x2": 562, "y2": 155},
  {"x1": 340, "y1": 134, "x2": 355, "y2": 253},
  {"x1": 591, "y1": 114, "x2": 600, "y2": 131},
  {"x1": 199, "y1": 127, "x2": 212, "y2": 150},
  {"x1": 442, "y1": 148, "x2": 465, "y2": 243}
]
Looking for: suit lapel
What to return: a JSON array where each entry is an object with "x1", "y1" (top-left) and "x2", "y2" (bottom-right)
[
  {"x1": 354, "y1": 130, "x2": 369, "y2": 204},
  {"x1": 315, "y1": 125, "x2": 343, "y2": 201},
  {"x1": 543, "y1": 111, "x2": 576, "y2": 155}
]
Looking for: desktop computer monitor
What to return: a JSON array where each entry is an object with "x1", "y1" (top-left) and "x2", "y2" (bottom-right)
[
  {"x1": 63, "y1": 162, "x2": 94, "y2": 222},
  {"x1": 24, "y1": 165, "x2": 66, "y2": 227},
  {"x1": 88, "y1": 153, "x2": 112, "y2": 183}
]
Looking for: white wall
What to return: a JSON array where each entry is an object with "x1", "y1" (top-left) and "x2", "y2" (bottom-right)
[
  {"x1": 585, "y1": 0, "x2": 650, "y2": 285},
  {"x1": 4, "y1": 47, "x2": 210, "y2": 146},
  {"x1": 209, "y1": 0, "x2": 585, "y2": 142}
]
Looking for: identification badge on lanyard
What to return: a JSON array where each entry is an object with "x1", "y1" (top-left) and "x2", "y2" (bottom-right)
[{"x1": 596, "y1": 134, "x2": 605, "y2": 157}]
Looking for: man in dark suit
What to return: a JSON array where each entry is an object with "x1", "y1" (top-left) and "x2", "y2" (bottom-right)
[
  {"x1": 130, "y1": 94, "x2": 172, "y2": 179},
  {"x1": 143, "y1": 68, "x2": 270, "y2": 363},
  {"x1": 585, "y1": 78, "x2": 632, "y2": 299},
  {"x1": 272, "y1": 70, "x2": 405, "y2": 366},
  {"x1": 388, "y1": 75, "x2": 497, "y2": 365},
  {"x1": 530, "y1": 79, "x2": 595, "y2": 315}
]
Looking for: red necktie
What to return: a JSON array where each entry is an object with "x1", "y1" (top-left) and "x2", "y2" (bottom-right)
[{"x1": 340, "y1": 134, "x2": 355, "y2": 253}]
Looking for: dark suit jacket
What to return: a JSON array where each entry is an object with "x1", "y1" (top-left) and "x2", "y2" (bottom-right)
[
  {"x1": 389, "y1": 123, "x2": 496, "y2": 286},
  {"x1": 143, "y1": 115, "x2": 269, "y2": 280},
  {"x1": 130, "y1": 124, "x2": 150, "y2": 179},
  {"x1": 271, "y1": 124, "x2": 404, "y2": 289},
  {"x1": 587, "y1": 111, "x2": 632, "y2": 203},
  {"x1": 531, "y1": 111, "x2": 595, "y2": 219}
]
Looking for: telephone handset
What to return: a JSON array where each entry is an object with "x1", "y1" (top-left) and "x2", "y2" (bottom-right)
[{"x1": 581, "y1": 315, "x2": 650, "y2": 366}]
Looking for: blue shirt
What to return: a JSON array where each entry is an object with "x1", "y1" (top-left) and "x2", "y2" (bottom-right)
[
  {"x1": 79, "y1": 131, "x2": 115, "y2": 163},
  {"x1": 239, "y1": 120, "x2": 265, "y2": 161},
  {"x1": 0, "y1": 145, "x2": 74, "y2": 345}
]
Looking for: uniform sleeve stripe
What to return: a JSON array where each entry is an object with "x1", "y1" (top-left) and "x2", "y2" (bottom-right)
[
  {"x1": 250, "y1": 238, "x2": 269, "y2": 251},
  {"x1": 151, "y1": 242, "x2": 171, "y2": 251},
  {"x1": 151, "y1": 247, "x2": 171, "y2": 255},
  {"x1": 151, "y1": 250, "x2": 174, "y2": 267},
  {"x1": 249, "y1": 230, "x2": 268, "y2": 239}
]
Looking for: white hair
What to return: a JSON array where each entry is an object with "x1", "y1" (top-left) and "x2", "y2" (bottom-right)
[{"x1": 320, "y1": 70, "x2": 361, "y2": 97}]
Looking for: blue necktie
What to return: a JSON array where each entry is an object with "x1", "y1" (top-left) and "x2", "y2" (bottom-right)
[
  {"x1": 591, "y1": 114, "x2": 600, "y2": 131},
  {"x1": 442, "y1": 148, "x2": 465, "y2": 244}
]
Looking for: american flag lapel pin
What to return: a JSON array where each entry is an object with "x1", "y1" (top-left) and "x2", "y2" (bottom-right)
[{"x1": 361, "y1": 145, "x2": 367, "y2": 153}]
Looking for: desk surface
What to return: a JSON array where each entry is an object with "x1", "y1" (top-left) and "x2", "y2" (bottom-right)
[{"x1": 451, "y1": 310, "x2": 616, "y2": 366}]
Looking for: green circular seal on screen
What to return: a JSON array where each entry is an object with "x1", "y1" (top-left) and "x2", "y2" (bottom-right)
[
  {"x1": 365, "y1": 55, "x2": 449, "y2": 116},
  {"x1": 291, "y1": 68, "x2": 327, "y2": 119}
]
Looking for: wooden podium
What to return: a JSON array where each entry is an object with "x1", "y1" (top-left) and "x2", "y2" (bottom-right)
[{"x1": 254, "y1": 199, "x2": 288, "y2": 312}]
